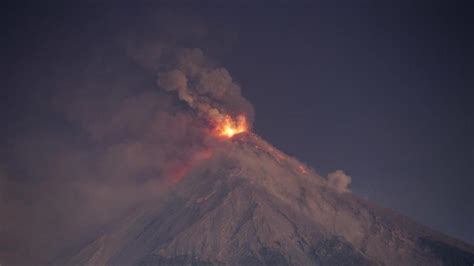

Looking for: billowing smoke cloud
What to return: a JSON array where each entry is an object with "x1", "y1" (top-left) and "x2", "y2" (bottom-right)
[
  {"x1": 0, "y1": 7, "x2": 252, "y2": 265},
  {"x1": 327, "y1": 170, "x2": 352, "y2": 192},
  {"x1": 122, "y1": 13, "x2": 255, "y2": 128},
  {"x1": 156, "y1": 48, "x2": 254, "y2": 127}
]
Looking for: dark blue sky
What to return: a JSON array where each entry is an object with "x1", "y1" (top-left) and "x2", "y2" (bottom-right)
[
  {"x1": 2, "y1": 1, "x2": 473, "y2": 247},
  {"x1": 217, "y1": 2, "x2": 474, "y2": 244}
]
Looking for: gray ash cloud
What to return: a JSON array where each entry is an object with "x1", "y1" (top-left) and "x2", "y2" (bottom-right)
[{"x1": 0, "y1": 6, "x2": 253, "y2": 265}]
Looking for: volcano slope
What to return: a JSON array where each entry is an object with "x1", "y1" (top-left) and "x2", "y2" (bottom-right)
[{"x1": 60, "y1": 133, "x2": 474, "y2": 266}]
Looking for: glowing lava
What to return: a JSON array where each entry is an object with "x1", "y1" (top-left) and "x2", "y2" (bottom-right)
[{"x1": 214, "y1": 115, "x2": 248, "y2": 138}]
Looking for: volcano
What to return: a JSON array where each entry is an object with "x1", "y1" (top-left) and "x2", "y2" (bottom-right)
[{"x1": 57, "y1": 133, "x2": 474, "y2": 266}]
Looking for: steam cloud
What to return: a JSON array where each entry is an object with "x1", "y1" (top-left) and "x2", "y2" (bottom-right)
[
  {"x1": 327, "y1": 170, "x2": 352, "y2": 192},
  {"x1": 0, "y1": 8, "x2": 252, "y2": 265}
]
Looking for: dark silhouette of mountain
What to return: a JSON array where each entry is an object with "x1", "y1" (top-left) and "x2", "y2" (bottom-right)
[{"x1": 58, "y1": 133, "x2": 474, "y2": 265}]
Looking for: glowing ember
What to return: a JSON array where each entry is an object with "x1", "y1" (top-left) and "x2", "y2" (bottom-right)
[
  {"x1": 298, "y1": 165, "x2": 308, "y2": 174},
  {"x1": 214, "y1": 115, "x2": 248, "y2": 138}
]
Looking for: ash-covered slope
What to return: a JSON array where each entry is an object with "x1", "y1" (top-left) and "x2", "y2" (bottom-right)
[{"x1": 61, "y1": 133, "x2": 474, "y2": 266}]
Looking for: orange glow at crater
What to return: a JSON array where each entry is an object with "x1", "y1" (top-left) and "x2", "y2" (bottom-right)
[{"x1": 214, "y1": 115, "x2": 248, "y2": 138}]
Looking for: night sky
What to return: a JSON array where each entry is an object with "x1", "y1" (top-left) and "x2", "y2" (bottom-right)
[
  {"x1": 221, "y1": 2, "x2": 474, "y2": 245},
  {"x1": 1, "y1": 0, "x2": 473, "y2": 260},
  {"x1": 220, "y1": 2, "x2": 474, "y2": 244}
]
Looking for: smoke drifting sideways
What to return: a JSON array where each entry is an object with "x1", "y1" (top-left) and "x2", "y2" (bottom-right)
[{"x1": 0, "y1": 11, "x2": 253, "y2": 265}]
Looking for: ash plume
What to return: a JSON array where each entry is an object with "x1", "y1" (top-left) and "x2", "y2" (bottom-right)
[
  {"x1": 123, "y1": 13, "x2": 255, "y2": 127},
  {"x1": 0, "y1": 8, "x2": 253, "y2": 265},
  {"x1": 155, "y1": 48, "x2": 254, "y2": 127}
]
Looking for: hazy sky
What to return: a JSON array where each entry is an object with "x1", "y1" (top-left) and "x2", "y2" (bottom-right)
[{"x1": 1, "y1": 1, "x2": 473, "y2": 260}]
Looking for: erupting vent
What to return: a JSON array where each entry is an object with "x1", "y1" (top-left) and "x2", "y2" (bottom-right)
[{"x1": 213, "y1": 115, "x2": 248, "y2": 138}]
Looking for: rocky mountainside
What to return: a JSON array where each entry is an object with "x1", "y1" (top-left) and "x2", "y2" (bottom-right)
[{"x1": 58, "y1": 133, "x2": 474, "y2": 265}]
